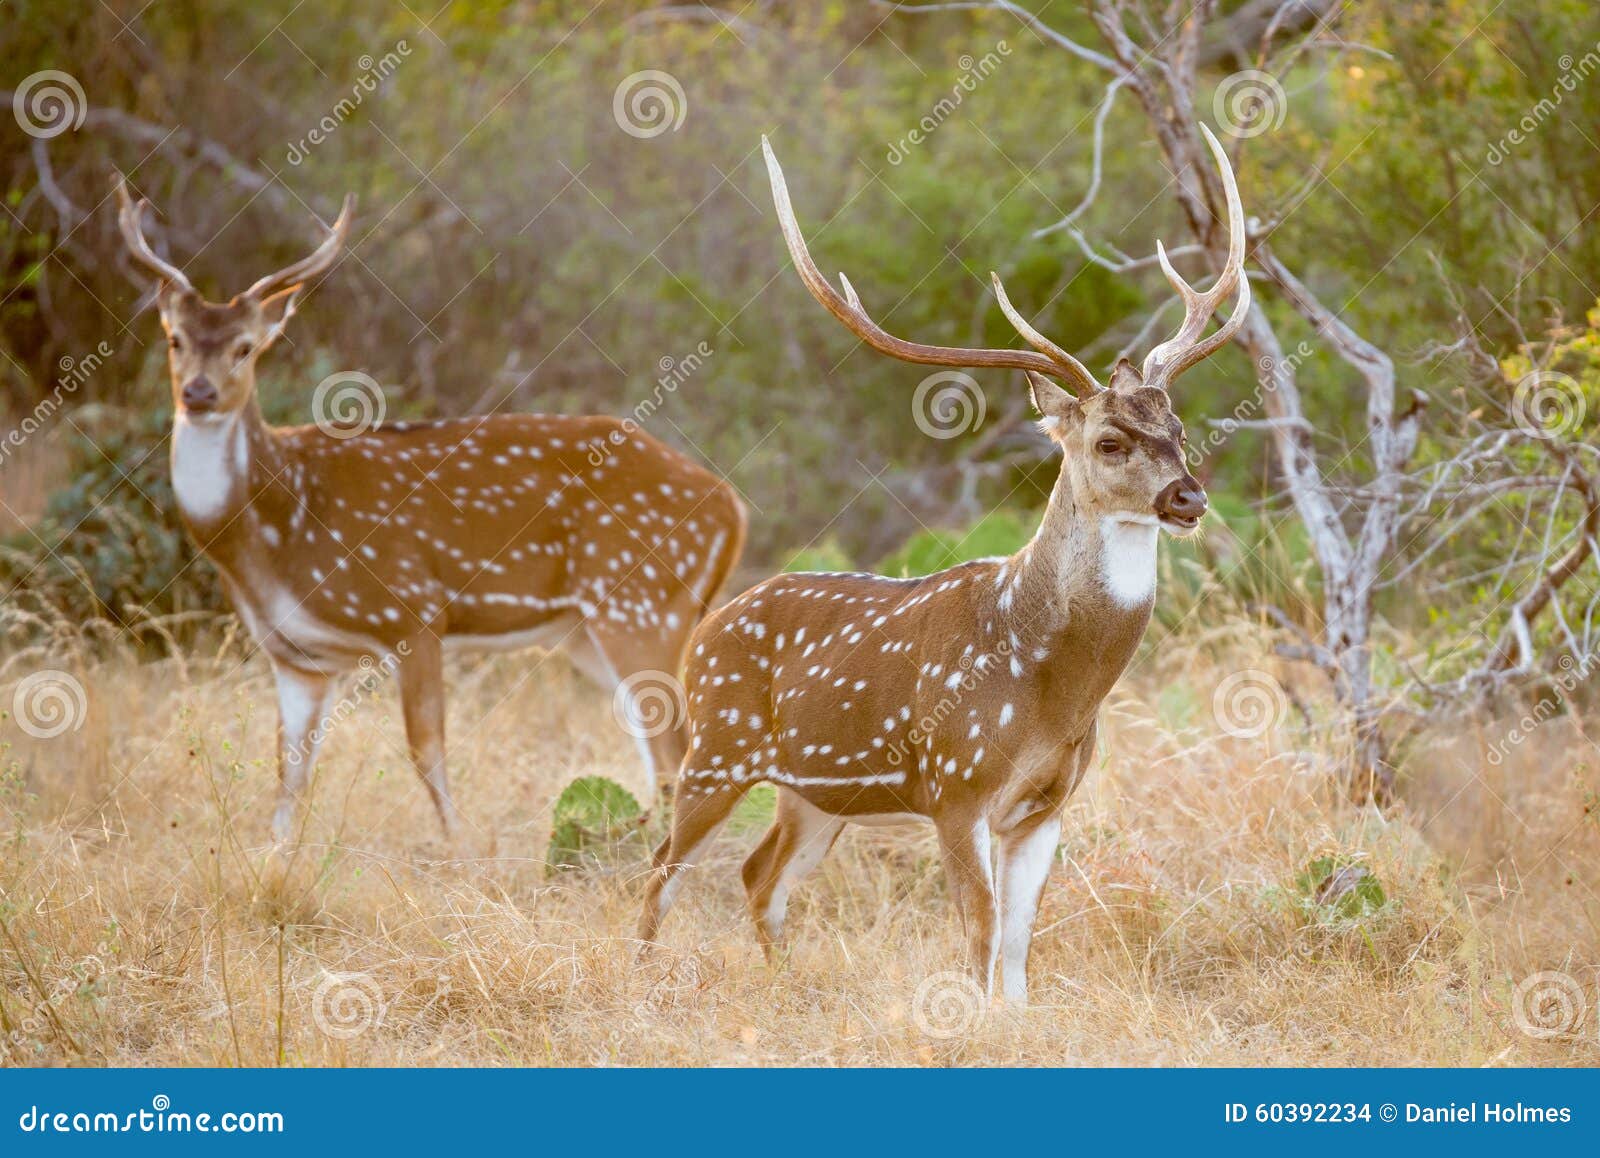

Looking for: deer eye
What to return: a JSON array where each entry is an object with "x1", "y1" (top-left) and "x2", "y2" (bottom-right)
[
  {"x1": 167, "y1": 333, "x2": 183, "y2": 352},
  {"x1": 233, "y1": 340, "x2": 254, "y2": 360},
  {"x1": 1096, "y1": 437, "x2": 1126, "y2": 456}
]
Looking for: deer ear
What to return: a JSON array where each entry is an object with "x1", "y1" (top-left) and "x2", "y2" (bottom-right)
[
  {"x1": 257, "y1": 284, "x2": 302, "y2": 346},
  {"x1": 1027, "y1": 371, "x2": 1081, "y2": 433},
  {"x1": 1108, "y1": 358, "x2": 1143, "y2": 392}
]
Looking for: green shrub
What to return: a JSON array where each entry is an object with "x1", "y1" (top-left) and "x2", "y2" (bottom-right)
[
  {"x1": 545, "y1": 775, "x2": 646, "y2": 875},
  {"x1": 876, "y1": 508, "x2": 1037, "y2": 578},
  {"x1": 782, "y1": 536, "x2": 854, "y2": 574},
  {"x1": 0, "y1": 406, "x2": 223, "y2": 638}
]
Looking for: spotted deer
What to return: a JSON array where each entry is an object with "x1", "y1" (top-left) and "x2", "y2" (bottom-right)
[
  {"x1": 639, "y1": 127, "x2": 1248, "y2": 1004},
  {"x1": 116, "y1": 179, "x2": 745, "y2": 845}
]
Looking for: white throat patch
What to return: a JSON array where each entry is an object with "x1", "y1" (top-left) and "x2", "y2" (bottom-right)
[
  {"x1": 1099, "y1": 516, "x2": 1158, "y2": 607},
  {"x1": 171, "y1": 411, "x2": 247, "y2": 523}
]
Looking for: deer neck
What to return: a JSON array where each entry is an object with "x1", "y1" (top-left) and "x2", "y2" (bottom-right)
[
  {"x1": 1005, "y1": 463, "x2": 1159, "y2": 636},
  {"x1": 170, "y1": 398, "x2": 285, "y2": 547}
]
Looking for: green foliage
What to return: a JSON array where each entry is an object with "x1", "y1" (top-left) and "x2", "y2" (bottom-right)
[
  {"x1": 545, "y1": 775, "x2": 645, "y2": 875},
  {"x1": 1399, "y1": 298, "x2": 1600, "y2": 679},
  {"x1": 727, "y1": 783, "x2": 778, "y2": 836},
  {"x1": 4, "y1": 0, "x2": 1598, "y2": 669},
  {"x1": 0, "y1": 406, "x2": 223, "y2": 635},
  {"x1": 783, "y1": 537, "x2": 855, "y2": 574},
  {"x1": 877, "y1": 508, "x2": 1037, "y2": 578},
  {"x1": 1293, "y1": 856, "x2": 1388, "y2": 923}
]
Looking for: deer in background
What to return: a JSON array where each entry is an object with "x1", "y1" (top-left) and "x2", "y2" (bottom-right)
[
  {"x1": 639, "y1": 126, "x2": 1248, "y2": 1004},
  {"x1": 116, "y1": 179, "x2": 745, "y2": 846}
]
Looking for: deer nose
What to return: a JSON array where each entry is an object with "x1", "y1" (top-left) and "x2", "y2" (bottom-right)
[
  {"x1": 181, "y1": 376, "x2": 219, "y2": 412},
  {"x1": 1155, "y1": 477, "x2": 1207, "y2": 522}
]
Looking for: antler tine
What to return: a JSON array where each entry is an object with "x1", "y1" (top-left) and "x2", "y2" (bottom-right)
[
  {"x1": 762, "y1": 136, "x2": 1101, "y2": 395},
  {"x1": 114, "y1": 173, "x2": 194, "y2": 293},
  {"x1": 243, "y1": 194, "x2": 355, "y2": 299},
  {"x1": 1141, "y1": 124, "x2": 1252, "y2": 389},
  {"x1": 990, "y1": 273, "x2": 1102, "y2": 394}
]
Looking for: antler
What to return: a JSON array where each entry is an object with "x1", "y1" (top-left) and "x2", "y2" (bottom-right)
[
  {"x1": 1140, "y1": 124, "x2": 1252, "y2": 390},
  {"x1": 115, "y1": 174, "x2": 194, "y2": 293},
  {"x1": 243, "y1": 194, "x2": 355, "y2": 298},
  {"x1": 762, "y1": 137, "x2": 1102, "y2": 396},
  {"x1": 115, "y1": 174, "x2": 354, "y2": 301}
]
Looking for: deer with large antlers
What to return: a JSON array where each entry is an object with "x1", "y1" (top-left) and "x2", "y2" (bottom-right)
[
  {"x1": 116, "y1": 179, "x2": 745, "y2": 846},
  {"x1": 639, "y1": 127, "x2": 1249, "y2": 1004}
]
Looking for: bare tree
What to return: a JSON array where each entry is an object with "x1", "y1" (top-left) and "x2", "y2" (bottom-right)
[
  {"x1": 1399, "y1": 310, "x2": 1600, "y2": 700},
  {"x1": 881, "y1": 0, "x2": 1429, "y2": 795}
]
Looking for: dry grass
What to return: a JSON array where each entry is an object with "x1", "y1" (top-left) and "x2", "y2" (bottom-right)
[
  {"x1": 0, "y1": 421, "x2": 58, "y2": 535},
  {"x1": 1, "y1": 616, "x2": 1597, "y2": 1067}
]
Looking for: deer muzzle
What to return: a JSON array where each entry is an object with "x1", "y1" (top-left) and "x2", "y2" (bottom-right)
[
  {"x1": 1155, "y1": 476, "x2": 1207, "y2": 532},
  {"x1": 181, "y1": 375, "x2": 220, "y2": 413}
]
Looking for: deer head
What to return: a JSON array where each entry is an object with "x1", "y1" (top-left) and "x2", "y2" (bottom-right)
[
  {"x1": 762, "y1": 123, "x2": 1249, "y2": 538},
  {"x1": 115, "y1": 176, "x2": 354, "y2": 420}
]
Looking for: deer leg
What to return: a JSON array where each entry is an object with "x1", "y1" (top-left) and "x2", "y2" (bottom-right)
[
  {"x1": 935, "y1": 813, "x2": 1000, "y2": 998},
  {"x1": 741, "y1": 790, "x2": 843, "y2": 964},
  {"x1": 394, "y1": 633, "x2": 462, "y2": 840},
  {"x1": 637, "y1": 783, "x2": 742, "y2": 944},
  {"x1": 270, "y1": 661, "x2": 335, "y2": 845},
  {"x1": 997, "y1": 810, "x2": 1062, "y2": 1008},
  {"x1": 568, "y1": 624, "x2": 687, "y2": 807}
]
